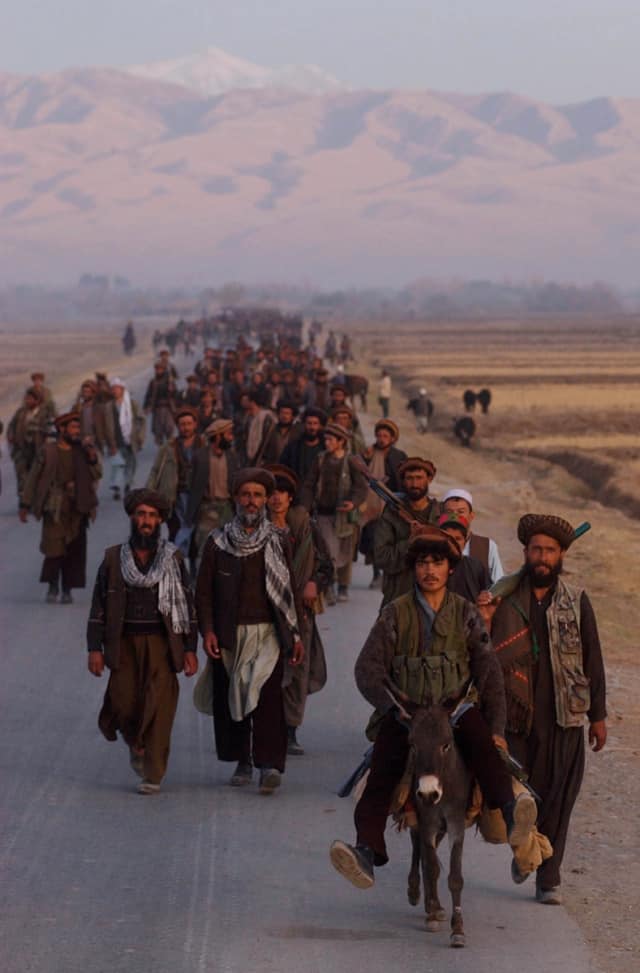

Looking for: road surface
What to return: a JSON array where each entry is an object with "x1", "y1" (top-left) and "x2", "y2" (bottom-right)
[{"x1": 0, "y1": 356, "x2": 601, "y2": 973}]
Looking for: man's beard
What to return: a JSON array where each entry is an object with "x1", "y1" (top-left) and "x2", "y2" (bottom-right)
[
  {"x1": 236, "y1": 503, "x2": 266, "y2": 528},
  {"x1": 304, "y1": 430, "x2": 319, "y2": 442},
  {"x1": 218, "y1": 438, "x2": 232, "y2": 450},
  {"x1": 130, "y1": 523, "x2": 161, "y2": 550},
  {"x1": 63, "y1": 432, "x2": 80, "y2": 445},
  {"x1": 406, "y1": 486, "x2": 429, "y2": 502},
  {"x1": 525, "y1": 561, "x2": 563, "y2": 589}
]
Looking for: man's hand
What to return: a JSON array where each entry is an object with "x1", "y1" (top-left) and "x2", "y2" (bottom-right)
[
  {"x1": 183, "y1": 651, "x2": 198, "y2": 677},
  {"x1": 302, "y1": 580, "x2": 318, "y2": 609},
  {"x1": 492, "y1": 734, "x2": 508, "y2": 752},
  {"x1": 203, "y1": 631, "x2": 221, "y2": 660},
  {"x1": 88, "y1": 651, "x2": 104, "y2": 677},
  {"x1": 589, "y1": 719, "x2": 607, "y2": 752},
  {"x1": 19, "y1": 508, "x2": 28, "y2": 523},
  {"x1": 290, "y1": 639, "x2": 304, "y2": 666},
  {"x1": 337, "y1": 500, "x2": 354, "y2": 513},
  {"x1": 477, "y1": 591, "x2": 500, "y2": 628}
]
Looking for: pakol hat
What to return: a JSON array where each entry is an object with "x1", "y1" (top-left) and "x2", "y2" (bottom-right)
[
  {"x1": 25, "y1": 386, "x2": 43, "y2": 402},
  {"x1": 54, "y1": 411, "x2": 80, "y2": 429},
  {"x1": 124, "y1": 488, "x2": 171, "y2": 521},
  {"x1": 263, "y1": 463, "x2": 299, "y2": 495},
  {"x1": 374, "y1": 418, "x2": 399, "y2": 443},
  {"x1": 437, "y1": 511, "x2": 470, "y2": 537},
  {"x1": 174, "y1": 405, "x2": 199, "y2": 422},
  {"x1": 231, "y1": 467, "x2": 276, "y2": 496},
  {"x1": 205, "y1": 418, "x2": 233, "y2": 439},
  {"x1": 331, "y1": 404, "x2": 354, "y2": 421},
  {"x1": 81, "y1": 378, "x2": 97, "y2": 391},
  {"x1": 442, "y1": 488, "x2": 473, "y2": 509},
  {"x1": 31, "y1": 371, "x2": 45, "y2": 381},
  {"x1": 517, "y1": 513, "x2": 575, "y2": 550},
  {"x1": 398, "y1": 456, "x2": 437, "y2": 480},
  {"x1": 323, "y1": 421, "x2": 349, "y2": 442},
  {"x1": 407, "y1": 526, "x2": 462, "y2": 564}
]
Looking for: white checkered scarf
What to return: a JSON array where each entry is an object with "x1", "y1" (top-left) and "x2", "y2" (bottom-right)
[
  {"x1": 120, "y1": 539, "x2": 191, "y2": 635},
  {"x1": 212, "y1": 510, "x2": 299, "y2": 637}
]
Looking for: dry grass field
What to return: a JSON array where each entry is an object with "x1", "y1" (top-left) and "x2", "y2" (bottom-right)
[{"x1": 353, "y1": 314, "x2": 640, "y2": 973}]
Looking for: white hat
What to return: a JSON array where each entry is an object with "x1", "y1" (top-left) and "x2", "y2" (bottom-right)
[
  {"x1": 442, "y1": 488, "x2": 473, "y2": 508},
  {"x1": 419, "y1": 387, "x2": 427, "y2": 395},
  {"x1": 110, "y1": 376, "x2": 126, "y2": 388}
]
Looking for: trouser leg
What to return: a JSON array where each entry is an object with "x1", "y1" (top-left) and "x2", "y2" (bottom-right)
[
  {"x1": 60, "y1": 526, "x2": 87, "y2": 590},
  {"x1": 139, "y1": 636, "x2": 179, "y2": 785},
  {"x1": 337, "y1": 559, "x2": 353, "y2": 587},
  {"x1": 99, "y1": 638, "x2": 140, "y2": 748},
  {"x1": 40, "y1": 556, "x2": 62, "y2": 587},
  {"x1": 354, "y1": 714, "x2": 409, "y2": 865},
  {"x1": 212, "y1": 659, "x2": 251, "y2": 763},
  {"x1": 251, "y1": 656, "x2": 288, "y2": 772},
  {"x1": 454, "y1": 706, "x2": 513, "y2": 809},
  {"x1": 535, "y1": 733, "x2": 585, "y2": 889}
]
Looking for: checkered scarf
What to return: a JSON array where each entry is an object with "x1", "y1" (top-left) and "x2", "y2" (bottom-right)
[
  {"x1": 120, "y1": 540, "x2": 191, "y2": 635},
  {"x1": 212, "y1": 509, "x2": 299, "y2": 637}
]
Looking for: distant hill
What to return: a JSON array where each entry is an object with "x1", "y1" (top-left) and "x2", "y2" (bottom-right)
[{"x1": 0, "y1": 63, "x2": 638, "y2": 285}]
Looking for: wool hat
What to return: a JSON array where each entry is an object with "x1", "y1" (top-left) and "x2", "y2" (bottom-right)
[
  {"x1": 81, "y1": 379, "x2": 97, "y2": 392},
  {"x1": 331, "y1": 404, "x2": 354, "y2": 421},
  {"x1": 54, "y1": 411, "x2": 80, "y2": 429},
  {"x1": 25, "y1": 386, "x2": 43, "y2": 403},
  {"x1": 517, "y1": 513, "x2": 575, "y2": 550},
  {"x1": 442, "y1": 488, "x2": 473, "y2": 509},
  {"x1": 303, "y1": 407, "x2": 327, "y2": 423},
  {"x1": 323, "y1": 422, "x2": 349, "y2": 442},
  {"x1": 263, "y1": 463, "x2": 299, "y2": 496},
  {"x1": 406, "y1": 526, "x2": 462, "y2": 565},
  {"x1": 124, "y1": 488, "x2": 171, "y2": 521},
  {"x1": 437, "y1": 511, "x2": 470, "y2": 537},
  {"x1": 31, "y1": 371, "x2": 45, "y2": 381},
  {"x1": 398, "y1": 456, "x2": 437, "y2": 480},
  {"x1": 231, "y1": 467, "x2": 276, "y2": 496},
  {"x1": 174, "y1": 405, "x2": 199, "y2": 422},
  {"x1": 205, "y1": 418, "x2": 234, "y2": 439},
  {"x1": 374, "y1": 418, "x2": 399, "y2": 443}
]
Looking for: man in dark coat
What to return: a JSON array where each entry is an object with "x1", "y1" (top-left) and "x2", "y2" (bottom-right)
[
  {"x1": 187, "y1": 418, "x2": 242, "y2": 565},
  {"x1": 478, "y1": 514, "x2": 607, "y2": 904},
  {"x1": 20, "y1": 412, "x2": 102, "y2": 603},
  {"x1": 196, "y1": 468, "x2": 304, "y2": 793},
  {"x1": 87, "y1": 489, "x2": 198, "y2": 794},
  {"x1": 279, "y1": 407, "x2": 326, "y2": 484},
  {"x1": 437, "y1": 511, "x2": 490, "y2": 603},
  {"x1": 358, "y1": 419, "x2": 407, "y2": 590},
  {"x1": 143, "y1": 362, "x2": 176, "y2": 445}
]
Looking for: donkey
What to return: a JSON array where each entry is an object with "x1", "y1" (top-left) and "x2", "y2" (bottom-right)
[{"x1": 405, "y1": 704, "x2": 471, "y2": 948}]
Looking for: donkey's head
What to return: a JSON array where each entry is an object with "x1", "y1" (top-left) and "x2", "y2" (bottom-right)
[{"x1": 408, "y1": 705, "x2": 456, "y2": 807}]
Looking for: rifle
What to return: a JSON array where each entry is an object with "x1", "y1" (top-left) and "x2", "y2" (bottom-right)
[{"x1": 351, "y1": 455, "x2": 416, "y2": 526}]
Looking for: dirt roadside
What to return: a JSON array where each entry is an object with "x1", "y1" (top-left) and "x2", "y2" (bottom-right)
[{"x1": 356, "y1": 349, "x2": 639, "y2": 973}]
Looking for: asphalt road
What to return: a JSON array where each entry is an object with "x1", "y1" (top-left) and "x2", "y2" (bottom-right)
[{"x1": 0, "y1": 356, "x2": 600, "y2": 973}]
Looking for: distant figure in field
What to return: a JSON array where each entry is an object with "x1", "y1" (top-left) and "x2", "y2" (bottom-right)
[
  {"x1": 477, "y1": 388, "x2": 492, "y2": 414},
  {"x1": 453, "y1": 415, "x2": 476, "y2": 448},
  {"x1": 122, "y1": 321, "x2": 136, "y2": 356},
  {"x1": 406, "y1": 388, "x2": 433, "y2": 434},
  {"x1": 463, "y1": 389, "x2": 477, "y2": 412}
]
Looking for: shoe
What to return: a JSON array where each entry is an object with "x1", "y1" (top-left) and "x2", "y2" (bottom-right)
[
  {"x1": 46, "y1": 584, "x2": 58, "y2": 604},
  {"x1": 112, "y1": 488, "x2": 121, "y2": 501},
  {"x1": 325, "y1": 586, "x2": 337, "y2": 607},
  {"x1": 229, "y1": 762, "x2": 253, "y2": 787},
  {"x1": 60, "y1": 590, "x2": 73, "y2": 605},
  {"x1": 337, "y1": 586, "x2": 349, "y2": 602},
  {"x1": 329, "y1": 841, "x2": 375, "y2": 890},
  {"x1": 287, "y1": 727, "x2": 305, "y2": 756},
  {"x1": 258, "y1": 768, "x2": 281, "y2": 794},
  {"x1": 137, "y1": 780, "x2": 161, "y2": 795},
  {"x1": 536, "y1": 886, "x2": 563, "y2": 905},
  {"x1": 129, "y1": 747, "x2": 145, "y2": 778},
  {"x1": 504, "y1": 791, "x2": 538, "y2": 848},
  {"x1": 511, "y1": 857, "x2": 530, "y2": 885}
]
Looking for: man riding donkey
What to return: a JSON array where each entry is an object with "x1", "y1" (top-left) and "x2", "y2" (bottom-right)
[{"x1": 330, "y1": 526, "x2": 547, "y2": 889}]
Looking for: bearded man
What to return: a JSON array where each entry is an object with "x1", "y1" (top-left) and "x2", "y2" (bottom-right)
[
  {"x1": 373, "y1": 457, "x2": 440, "y2": 607},
  {"x1": 279, "y1": 407, "x2": 326, "y2": 483},
  {"x1": 20, "y1": 412, "x2": 102, "y2": 603},
  {"x1": 260, "y1": 399, "x2": 299, "y2": 464},
  {"x1": 87, "y1": 490, "x2": 198, "y2": 794},
  {"x1": 188, "y1": 418, "x2": 242, "y2": 564},
  {"x1": 108, "y1": 377, "x2": 145, "y2": 501},
  {"x1": 7, "y1": 386, "x2": 50, "y2": 494},
  {"x1": 195, "y1": 469, "x2": 304, "y2": 794},
  {"x1": 478, "y1": 514, "x2": 607, "y2": 905},
  {"x1": 359, "y1": 419, "x2": 407, "y2": 590}
]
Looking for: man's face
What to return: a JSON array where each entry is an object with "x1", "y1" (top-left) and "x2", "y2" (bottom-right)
[
  {"x1": 443, "y1": 498, "x2": 474, "y2": 524},
  {"x1": 81, "y1": 384, "x2": 94, "y2": 402},
  {"x1": 414, "y1": 554, "x2": 451, "y2": 595},
  {"x1": 207, "y1": 371, "x2": 218, "y2": 384},
  {"x1": 375, "y1": 429, "x2": 393, "y2": 450},
  {"x1": 278, "y1": 407, "x2": 294, "y2": 427},
  {"x1": 132, "y1": 504, "x2": 162, "y2": 535},
  {"x1": 403, "y1": 469, "x2": 430, "y2": 500},
  {"x1": 268, "y1": 489, "x2": 292, "y2": 517},
  {"x1": 331, "y1": 390, "x2": 346, "y2": 406},
  {"x1": 25, "y1": 393, "x2": 39, "y2": 409},
  {"x1": 177, "y1": 415, "x2": 197, "y2": 439},
  {"x1": 304, "y1": 416, "x2": 321, "y2": 439},
  {"x1": 63, "y1": 419, "x2": 81, "y2": 443},
  {"x1": 235, "y1": 483, "x2": 268, "y2": 525},
  {"x1": 234, "y1": 370, "x2": 244, "y2": 384},
  {"x1": 442, "y1": 527, "x2": 466, "y2": 553},
  {"x1": 324, "y1": 433, "x2": 342, "y2": 454},
  {"x1": 112, "y1": 384, "x2": 124, "y2": 401},
  {"x1": 524, "y1": 534, "x2": 564, "y2": 588},
  {"x1": 334, "y1": 409, "x2": 352, "y2": 429}
]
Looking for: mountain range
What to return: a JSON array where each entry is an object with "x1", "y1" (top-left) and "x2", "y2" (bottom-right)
[{"x1": 1, "y1": 53, "x2": 638, "y2": 287}]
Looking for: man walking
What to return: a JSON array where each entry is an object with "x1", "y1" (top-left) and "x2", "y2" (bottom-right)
[
  {"x1": 144, "y1": 361, "x2": 176, "y2": 445},
  {"x1": 108, "y1": 377, "x2": 145, "y2": 501},
  {"x1": 187, "y1": 418, "x2": 241, "y2": 565},
  {"x1": 358, "y1": 419, "x2": 407, "y2": 590},
  {"x1": 7, "y1": 386, "x2": 50, "y2": 495},
  {"x1": 87, "y1": 489, "x2": 198, "y2": 794},
  {"x1": 478, "y1": 514, "x2": 607, "y2": 904},
  {"x1": 20, "y1": 412, "x2": 102, "y2": 603},
  {"x1": 196, "y1": 469, "x2": 304, "y2": 793},
  {"x1": 378, "y1": 370, "x2": 392, "y2": 418},
  {"x1": 279, "y1": 407, "x2": 326, "y2": 483}
]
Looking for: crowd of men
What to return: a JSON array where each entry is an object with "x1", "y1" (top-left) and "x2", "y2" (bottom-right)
[{"x1": 5, "y1": 309, "x2": 607, "y2": 910}]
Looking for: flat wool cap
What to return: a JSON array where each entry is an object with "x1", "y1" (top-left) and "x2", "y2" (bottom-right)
[
  {"x1": 205, "y1": 418, "x2": 234, "y2": 438},
  {"x1": 407, "y1": 526, "x2": 462, "y2": 564},
  {"x1": 398, "y1": 456, "x2": 437, "y2": 480}
]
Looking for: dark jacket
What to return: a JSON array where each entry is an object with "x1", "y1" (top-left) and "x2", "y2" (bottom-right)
[
  {"x1": 187, "y1": 446, "x2": 242, "y2": 524},
  {"x1": 86, "y1": 544, "x2": 197, "y2": 670},
  {"x1": 359, "y1": 444, "x2": 407, "y2": 493},
  {"x1": 448, "y1": 555, "x2": 490, "y2": 604}
]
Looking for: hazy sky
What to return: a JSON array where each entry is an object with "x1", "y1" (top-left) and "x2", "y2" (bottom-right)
[{"x1": 1, "y1": 0, "x2": 638, "y2": 102}]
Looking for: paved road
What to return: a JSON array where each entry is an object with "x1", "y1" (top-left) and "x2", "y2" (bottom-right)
[{"x1": 0, "y1": 358, "x2": 599, "y2": 973}]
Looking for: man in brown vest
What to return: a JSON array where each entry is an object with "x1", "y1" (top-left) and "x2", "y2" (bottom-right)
[
  {"x1": 477, "y1": 513, "x2": 607, "y2": 904},
  {"x1": 87, "y1": 489, "x2": 198, "y2": 794}
]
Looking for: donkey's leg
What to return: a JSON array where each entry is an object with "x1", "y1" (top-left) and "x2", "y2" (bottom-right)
[
  {"x1": 448, "y1": 825, "x2": 466, "y2": 948},
  {"x1": 407, "y1": 828, "x2": 421, "y2": 906},
  {"x1": 422, "y1": 830, "x2": 445, "y2": 930}
]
